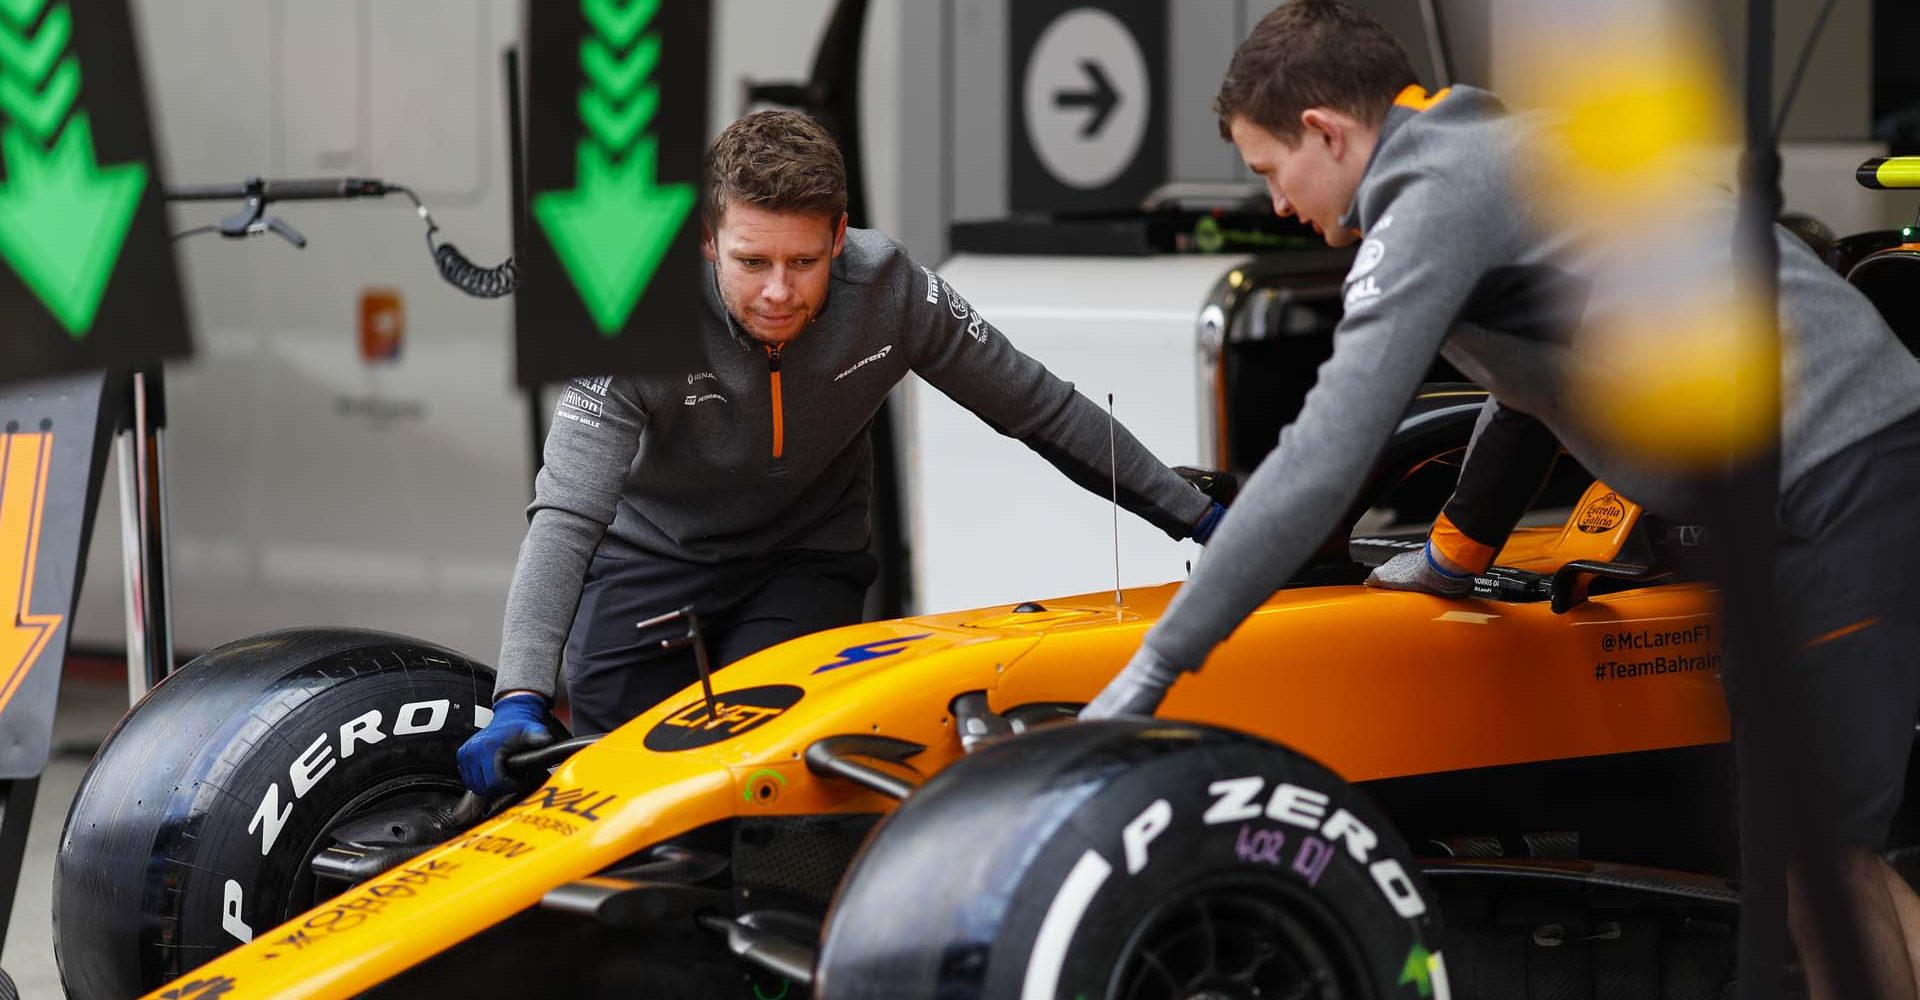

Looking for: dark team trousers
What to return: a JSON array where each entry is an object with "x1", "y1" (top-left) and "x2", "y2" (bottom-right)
[
  {"x1": 563, "y1": 544, "x2": 878, "y2": 736},
  {"x1": 1742, "y1": 408, "x2": 1920, "y2": 851}
]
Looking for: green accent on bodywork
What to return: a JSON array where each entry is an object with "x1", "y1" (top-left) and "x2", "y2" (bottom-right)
[
  {"x1": 1399, "y1": 942, "x2": 1434, "y2": 997},
  {"x1": 743, "y1": 768, "x2": 788, "y2": 802},
  {"x1": 753, "y1": 980, "x2": 790, "y2": 1000},
  {"x1": 0, "y1": 118, "x2": 147, "y2": 336}
]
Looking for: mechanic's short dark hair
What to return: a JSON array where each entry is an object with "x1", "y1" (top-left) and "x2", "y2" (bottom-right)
[
  {"x1": 704, "y1": 110, "x2": 847, "y2": 229},
  {"x1": 1214, "y1": 0, "x2": 1420, "y2": 144}
]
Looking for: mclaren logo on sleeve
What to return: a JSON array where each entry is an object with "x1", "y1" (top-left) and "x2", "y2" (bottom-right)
[{"x1": 643, "y1": 685, "x2": 805, "y2": 751}]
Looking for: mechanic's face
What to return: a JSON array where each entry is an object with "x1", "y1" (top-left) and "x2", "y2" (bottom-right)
[
  {"x1": 1230, "y1": 112, "x2": 1376, "y2": 249},
  {"x1": 704, "y1": 204, "x2": 847, "y2": 346}
]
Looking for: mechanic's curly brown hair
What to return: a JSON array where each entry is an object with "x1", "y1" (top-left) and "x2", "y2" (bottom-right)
[
  {"x1": 704, "y1": 110, "x2": 847, "y2": 228},
  {"x1": 1214, "y1": 0, "x2": 1419, "y2": 144}
]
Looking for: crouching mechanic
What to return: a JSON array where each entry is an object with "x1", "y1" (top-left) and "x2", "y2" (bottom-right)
[
  {"x1": 459, "y1": 110, "x2": 1224, "y2": 796},
  {"x1": 1080, "y1": 2, "x2": 1920, "y2": 996}
]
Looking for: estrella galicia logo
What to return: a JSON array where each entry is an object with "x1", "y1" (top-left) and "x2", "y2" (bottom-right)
[
  {"x1": 1576, "y1": 492, "x2": 1627, "y2": 534},
  {"x1": 643, "y1": 685, "x2": 805, "y2": 751},
  {"x1": 811, "y1": 634, "x2": 932, "y2": 675}
]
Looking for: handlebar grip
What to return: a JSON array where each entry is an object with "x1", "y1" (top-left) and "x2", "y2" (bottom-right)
[
  {"x1": 162, "y1": 177, "x2": 390, "y2": 202},
  {"x1": 260, "y1": 177, "x2": 389, "y2": 200},
  {"x1": 1857, "y1": 157, "x2": 1920, "y2": 190},
  {"x1": 163, "y1": 182, "x2": 251, "y2": 202}
]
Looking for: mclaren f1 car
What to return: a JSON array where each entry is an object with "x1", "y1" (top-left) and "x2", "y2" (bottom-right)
[{"x1": 48, "y1": 381, "x2": 1789, "y2": 1000}]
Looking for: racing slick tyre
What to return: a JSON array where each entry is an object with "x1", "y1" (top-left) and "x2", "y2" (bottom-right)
[
  {"x1": 54, "y1": 628, "x2": 492, "y2": 1000},
  {"x1": 815, "y1": 719, "x2": 1448, "y2": 1000}
]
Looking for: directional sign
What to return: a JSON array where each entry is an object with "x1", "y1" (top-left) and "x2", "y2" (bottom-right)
[
  {"x1": 0, "y1": 373, "x2": 108, "y2": 778},
  {"x1": 0, "y1": 0, "x2": 189, "y2": 383},
  {"x1": 1011, "y1": 2, "x2": 1166, "y2": 213},
  {"x1": 517, "y1": 0, "x2": 708, "y2": 386}
]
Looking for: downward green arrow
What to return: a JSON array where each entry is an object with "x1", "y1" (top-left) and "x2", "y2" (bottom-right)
[
  {"x1": 0, "y1": 0, "x2": 46, "y2": 29},
  {"x1": 0, "y1": 54, "x2": 76, "y2": 143},
  {"x1": 532, "y1": 138, "x2": 693, "y2": 335},
  {"x1": 0, "y1": 3, "x2": 69, "y2": 85},
  {"x1": 0, "y1": 118, "x2": 148, "y2": 335},
  {"x1": 1399, "y1": 943, "x2": 1434, "y2": 998},
  {"x1": 582, "y1": 0, "x2": 657, "y2": 49},
  {"x1": 581, "y1": 34, "x2": 657, "y2": 101},
  {"x1": 579, "y1": 84, "x2": 657, "y2": 152}
]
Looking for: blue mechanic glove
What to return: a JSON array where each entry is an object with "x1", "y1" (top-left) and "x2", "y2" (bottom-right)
[
  {"x1": 457, "y1": 693, "x2": 555, "y2": 797},
  {"x1": 1365, "y1": 542, "x2": 1474, "y2": 597},
  {"x1": 1190, "y1": 502, "x2": 1227, "y2": 544},
  {"x1": 1081, "y1": 645, "x2": 1186, "y2": 720}
]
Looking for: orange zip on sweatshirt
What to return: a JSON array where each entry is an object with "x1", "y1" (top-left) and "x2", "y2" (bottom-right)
[{"x1": 767, "y1": 344, "x2": 785, "y2": 458}]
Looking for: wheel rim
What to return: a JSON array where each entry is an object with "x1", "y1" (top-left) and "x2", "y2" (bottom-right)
[
  {"x1": 1109, "y1": 874, "x2": 1368, "y2": 1000},
  {"x1": 284, "y1": 772, "x2": 467, "y2": 917}
]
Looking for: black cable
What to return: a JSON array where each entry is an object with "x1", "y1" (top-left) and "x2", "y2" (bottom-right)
[
  {"x1": 1774, "y1": 0, "x2": 1841, "y2": 139},
  {"x1": 385, "y1": 184, "x2": 521, "y2": 299},
  {"x1": 170, "y1": 225, "x2": 220, "y2": 243}
]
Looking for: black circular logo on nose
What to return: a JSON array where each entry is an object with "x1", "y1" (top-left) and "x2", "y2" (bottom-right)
[{"x1": 643, "y1": 684, "x2": 805, "y2": 751}]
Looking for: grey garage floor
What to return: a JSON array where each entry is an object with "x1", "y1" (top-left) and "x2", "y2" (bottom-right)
[{"x1": 2, "y1": 662, "x2": 139, "y2": 1000}]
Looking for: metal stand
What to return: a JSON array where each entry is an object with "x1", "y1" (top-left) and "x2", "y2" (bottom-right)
[
  {"x1": 0, "y1": 778, "x2": 37, "y2": 953},
  {"x1": 116, "y1": 370, "x2": 174, "y2": 700}
]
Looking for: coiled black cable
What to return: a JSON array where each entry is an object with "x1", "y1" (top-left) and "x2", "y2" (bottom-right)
[{"x1": 387, "y1": 183, "x2": 521, "y2": 299}]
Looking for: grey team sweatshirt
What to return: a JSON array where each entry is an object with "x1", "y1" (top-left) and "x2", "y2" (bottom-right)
[
  {"x1": 1142, "y1": 85, "x2": 1920, "y2": 671},
  {"x1": 495, "y1": 229, "x2": 1212, "y2": 698}
]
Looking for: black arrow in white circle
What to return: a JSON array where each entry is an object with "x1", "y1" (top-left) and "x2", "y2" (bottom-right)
[{"x1": 1052, "y1": 59, "x2": 1119, "y2": 138}]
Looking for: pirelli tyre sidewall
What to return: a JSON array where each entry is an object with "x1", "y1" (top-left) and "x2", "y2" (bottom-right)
[
  {"x1": 54, "y1": 629, "x2": 490, "y2": 1000},
  {"x1": 816, "y1": 720, "x2": 1446, "y2": 1000}
]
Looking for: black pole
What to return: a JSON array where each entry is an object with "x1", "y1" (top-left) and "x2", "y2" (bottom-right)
[
  {"x1": 1730, "y1": 1, "x2": 1871, "y2": 996},
  {"x1": 505, "y1": 46, "x2": 546, "y2": 492}
]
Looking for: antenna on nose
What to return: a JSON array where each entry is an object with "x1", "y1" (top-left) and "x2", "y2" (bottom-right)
[{"x1": 1109, "y1": 393, "x2": 1122, "y2": 613}]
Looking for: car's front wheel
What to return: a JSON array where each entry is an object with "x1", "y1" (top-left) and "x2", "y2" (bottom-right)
[
  {"x1": 815, "y1": 719, "x2": 1448, "y2": 999},
  {"x1": 54, "y1": 629, "x2": 490, "y2": 1000}
]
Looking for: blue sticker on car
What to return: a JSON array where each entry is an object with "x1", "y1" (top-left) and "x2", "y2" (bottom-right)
[{"x1": 811, "y1": 634, "x2": 933, "y2": 675}]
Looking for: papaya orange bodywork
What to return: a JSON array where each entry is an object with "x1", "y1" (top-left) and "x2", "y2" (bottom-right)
[{"x1": 143, "y1": 489, "x2": 1725, "y2": 998}]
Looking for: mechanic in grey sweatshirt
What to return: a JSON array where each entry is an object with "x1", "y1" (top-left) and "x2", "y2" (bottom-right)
[
  {"x1": 456, "y1": 110, "x2": 1221, "y2": 795},
  {"x1": 1083, "y1": 3, "x2": 1920, "y2": 995}
]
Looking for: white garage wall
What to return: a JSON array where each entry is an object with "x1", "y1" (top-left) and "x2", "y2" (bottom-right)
[{"x1": 77, "y1": 1, "x2": 917, "y2": 663}]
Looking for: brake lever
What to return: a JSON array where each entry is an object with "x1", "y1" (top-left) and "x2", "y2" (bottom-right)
[{"x1": 264, "y1": 215, "x2": 308, "y2": 249}]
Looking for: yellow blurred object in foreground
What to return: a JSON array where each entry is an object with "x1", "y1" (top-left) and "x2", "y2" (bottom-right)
[{"x1": 1571, "y1": 298, "x2": 1782, "y2": 468}]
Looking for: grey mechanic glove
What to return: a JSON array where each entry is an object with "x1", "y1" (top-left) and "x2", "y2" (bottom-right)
[
  {"x1": 1081, "y1": 645, "x2": 1186, "y2": 720},
  {"x1": 1365, "y1": 542, "x2": 1474, "y2": 597}
]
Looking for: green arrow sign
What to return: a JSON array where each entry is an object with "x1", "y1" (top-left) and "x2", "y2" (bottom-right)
[
  {"x1": 532, "y1": 0, "x2": 695, "y2": 337},
  {"x1": 0, "y1": 0, "x2": 147, "y2": 338}
]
